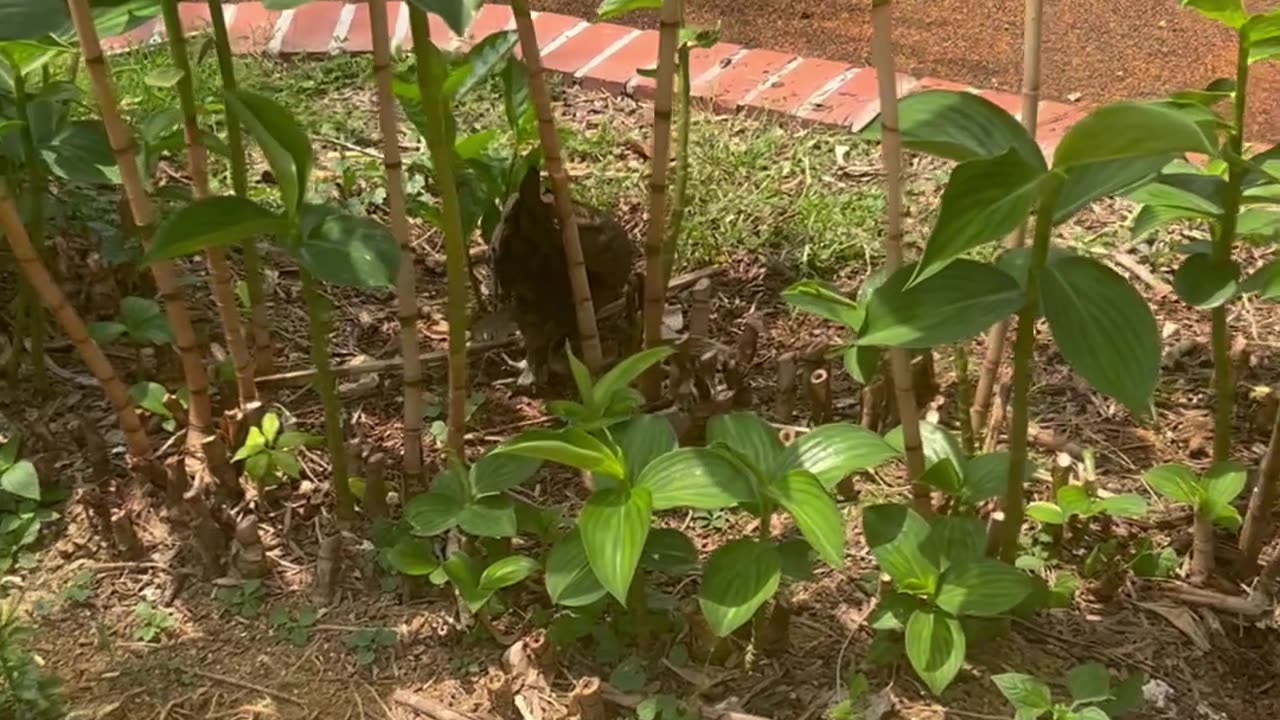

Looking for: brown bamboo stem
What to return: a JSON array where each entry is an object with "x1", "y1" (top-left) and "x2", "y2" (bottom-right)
[
  {"x1": 639, "y1": 0, "x2": 683, "y2": 399},
  {"x1": 510, "y1": 0, "x2": 604, "y2": 373},
  {"x1": 870, "y1": 0, "x2": 928, "y2": 512},
  {"x1": 0, "y1": 185, "x2": 151, "y2": 460},
  {"x1": 1238, "y1": 406, "x2": 1280, "y2": 576},
  {"x1": 370, "y1": 0, "x2": 424, "y2": 494},
  {"x1": 160, "y1": 0, "x2": 257, "y2": 409},
  {"x1": 68, "y1": 0, "x2": 213, "y2": 447},
  {"x1": 970, "y1": 0, "x2": 1043, "y2": 436}
]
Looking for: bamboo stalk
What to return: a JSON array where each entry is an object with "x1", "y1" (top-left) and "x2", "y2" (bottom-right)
[
  {"x1": 869, "y1": 0, "x2": 928, "y2": 512},
  {"x1": 161, "y1": 0, "x2": 258, "y2": 409},
  {"x1": 8, "y1": 63, "x2": 48, "y2": 393},
  {"x1": 369, "y1": 0, "x2": 424, "y2": 493},
  {"x1": 298, "y1": 266, "x2": 354, "y2": 521},
  {"x1": 207, "y1": 0, "x2": 273, "y2": 376},
  {"x1": 0, "y1": 184, "x2": 151, "y2": 460},
  {"x1": 970, "y1": 0, "x2": 1044, "y2": 437},
  {"x1": 1239, "y1": 402, "x2": 1280, "y2": 576},
  {"x1": 67, "y1": 0, "x2": 214, "y2": 447},
  {"x1": 408, "y1": 8, "x2": 468, "y2": 456},
  {"x1": 639, "y1": 0, "x2": 684, "y2": 399},
  {"x1": 510, "y1": 0, "x2": 604, "y2": 373},
  {"x1": 662, "y1": 42, "x2": 692, "y2": 285}
]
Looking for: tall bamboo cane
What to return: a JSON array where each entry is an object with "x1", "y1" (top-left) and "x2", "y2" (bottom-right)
[
  {"x1": 969, "y1": 0, "x2": 1043, "y2": 438},
  {"x1": 369, "y1": 0, "x2": 425, "y2": 492},
  {"x1": 67, "y1": 0, "x2": 214, "y2": 449},
  {"x1": 510, "y1": 0, "x2": 604, "y2": 374},
  {"x1": 207, "y1": 0, "x2": 274, "y2": 376},
  {"x1": 869, "y1": 0, "x2": 928, "y2": 512},
  {"x1": 160, "y1": 0, "x2": 258, "y2": 409},
  {"x1": 0, "y1": 184, "x2": 151, "y2": 460},
  {"x1": 638, "y1": 0, "x2": 683, "y2": 399}
]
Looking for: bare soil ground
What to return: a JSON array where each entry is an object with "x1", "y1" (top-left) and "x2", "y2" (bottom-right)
[{"x1": 3, "y1": 61, "x2": 1280, "y2": 720}]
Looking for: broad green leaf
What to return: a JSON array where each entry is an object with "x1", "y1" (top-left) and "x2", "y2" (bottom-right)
[
  {"x1": 244, "y1": 452, "x2": 271, "y2": 481},
  {"x1": 0, "y1": 435, "x2": 17, "y2": 470},
  {"x1": 698, "y1": 539, "x2": 781, "y2": 637},
  {"x1": 457, "y1": 495, "x2": 518, "y2": 538},
  {"x1": 386, "y1": 537, "x2": 440, "y2": 576},
  {"x1": 469, "y1": 452, "x2": 541, "y2": 497},
  {"x1": 1202, "y1": 460, "x2": 1246, "y2": 518},
  {"x1": 912, "y1": 149, "x2": 1046, "y2": 283},
  {"x1": 597, "y1": 0, "x2": 661, "y2": 19},
  {"x1": 1237, "y1": 208, "x2": 1280, "y2": 237},
  {"x1": 777, "y1": 538, "x2": 815, "y2": 581},
  {"x1": 1097, "y1": 493, "x2": 1149, "y2": 519},
  {"x1": 1055, "y1": 485, "x2": 1093, "y2": 518},
  {"x1": 405, "y1": 0, "x2": 485, "y2": 37},
  {"x1": 1180, "y1": 0, "x2": 1246, "y2": 27},
  {"x1": 228, "y1": 90, "x2": 313, "y2": 215},
  {"x1": 613, "y1": 414, "x2": 676, "y2": 483},
  {"x1": 635, "y1": 447, "x2": 755, "y2": 510},
  {"x1": 927, "y1": 515, "x2": 987, "y2": 570},
  {"x1": 707, "y1": 411, "x2": 783, "y2": 478},
  {"x1": 960, "y1": 452, "x2": 1030, "y2": 504},
  {"x1": 781, "y1": 280, "x2": 863, "y2": 328},
  {"x1": 1100, "y1": 671, "x2": 1147, "y2": 717},
  {"x1": 497, "y1": 428, "x2": 624, "y2": 479},
  {"x1": 1056, "y1": 155, "x2": 1175, "y2": 224},
  {"x1": 640, "y1": 528, "x2": 698, "y2": 575},
  {"x1": 1127, "y1": 172, "x2": 1225, "y2": 214},
  {"x1": 146, "y1": 197, "x2": 286, "y2": 262},
  {"x1": 405, "y1": 479, "x2": 465, "y2": 536},
  {"x1": 261, "y1": 413, "x2": 281, "y2": 445},
  {"x1": 935, "y1": 559, "x2": 1033, "y2": 616},
  {"x1": 859, "y1": 260, "x2": 1022, "y2": 349},
  {"x1": 270, "y1": 450, "x2": 301, "y2": 479},
  {"x1": 1053, "y1": 102, "x2": 1215, "y2": 169},
  {"x1": 862, "y1": 504, "x2": 938, "y2": 594},
  {"x1": 1173, "y1": 253, "x2": 1239, "y2": 308},
  {"x1": 0, "y1": 460, "x2": 38, "y2": 501},
  {"x1": 296, "y1": 204, "x2": 399, "y2": 288},
  {"x1": 1025, "y1": 501, "x2": 1066, "y2": 525},
  {"x1": 579, "y1": 487, "x2": 652, "y2": 604},
  {"x1": 0, "y1": 1, "x2": 70, "y2": 40},
  {"x1": 545, "y1": 528, "x2": 608, "y2": 607},
  {"x1": 1242, "y1": 258, "x2": 1280, "y2": 299},
  {"x1": 87, "y1": 321, "x2": 126, "y2": 344},
  {"x1": 904, "y1": 609, "x2": 966, "y2": 696},
  {"x1": 1245, "y1": 13, "x2": 1280, "y2": 63},
  {"x1": 443, "y1": 552, "x2": 493, "y2": 612},
  {"x1": 43, "y1": 120, "x2": 117, "y2": 184},
  {"x1": 233, "y1": 426, "x2": 267, "y2": 461},
  {"x1": 128, "y1": 380, "x2": 171, "y2": 418},
  {"x1": 566, "y1": 347, "x2": 594, "y2": 407},
  {"x1": 1145, "y1": 464, "x2": 1203, "y2": 506},
  {"x1": 767, "y1": 470, "x2": 843, "y2": 567},
  {"x1": 445, "y1": 31, "x2": 517, "y2": 99},
  {"x1": 886, "y1": 420, "x2": 967, "y2": 478},
  {"x1": 478, "y1": 555, "x2": 539, "y2": 591},
  {"x1": 591, "y1": 346, "x2": 674, "y2": 410},
  {"x1": 1041, "y1": 256, "x2": 1159, "y2": 416},
  {"x1": 1171, "y1": 78, "x2": 1235, "y2": 106},
  {"x1": 781, "y1": 422, "x2": 899, "y2": 489},
  {"x1": 119, "y1": 296, "x2": 172, "y2": 345},
  {"x1": 1066, "y1": 662, "x2": 1112, "y2": 705},
  {"x1": 1074, "y1": 708, "x2": 1110, "y2": 720},
  {"x1": 918, "y1": 458, "x2": 964, "y2": 497},
  {"x1": 144, "y1": 66, "x2": 184, "y2": 89},
  {"x1": 502, "y1": 56, "x2": 531, "y2": 138},
  {"x1": 1130, "y1": 203, "x2": 1212, "y2": 240},
  {"x1": 992, "y1": 673, "x2": 1053, "y2": 716},
  {"x1": 843, "y1": 344, "x2": 881, "y2": 384},
  {"x1": 863, "y1": 90, "x2": 1044, "y2": 168}
]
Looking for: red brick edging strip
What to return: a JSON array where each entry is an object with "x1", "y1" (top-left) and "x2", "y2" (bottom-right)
[{"x1": 114, "y1": 2, "x2": 1087, "y2": 153}]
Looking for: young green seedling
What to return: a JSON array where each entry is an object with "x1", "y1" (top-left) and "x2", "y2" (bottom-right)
[
  {"x1": 87, "y1": 296, "x2": 174, "y2": 349},
  {"x1": 214, "y1": 578, "x2": 264, "y2": 619},
  {"x1": 231, "y1": 411, "x2": 322, "y2": 489},
  {"x1": 132, "y1": 600, "x2": 175, "y2": 642},
  {"x1": 268, "y1": 605, "x2": 318, "y2": 647},
  {"x1": 1024, "y1": 485, "x2": 1149, "y2": 527},
  {"x1": 1143, "y1": 461, "x2": 1246, "y2": 579},
  {"x1": 345, "y1": 627, "x2": 397, "y2": 666},
  {"x1": 993, "y1": 662, "x2": 1145, "y2": 719}
]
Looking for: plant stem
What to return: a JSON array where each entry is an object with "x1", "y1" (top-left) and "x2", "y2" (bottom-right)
[
  {"x1": 368, "y1": 0, "x2": 424, "y2": 495},
  {"x1": 0, "y1": 182, "x2": 151, "y2": 460},
  {"x1": 10, "y1": 66, "x2": 47, "y2": 394},
  {"x1": 162, "y1": 0, "x2": 258, "y2": 409},
  {"x1": 995, "y1": 178, "x2": 1063, "y2": 561},
  {"x1": 67, "y1": 0, "x2": 214, "y2": 449},
  {"x1": 639, "y1": 0, "x2": 684, "y2": 400},
  {"x1": 970, "y1": 0, "x2": 1044, "y2": 439},
  {"x1": 207, "y1": 0, "x2": 273, "y2": 377},
  {"x1": 510, "y1": 0, "x2": 604, "y2": 375},
  {"x1": 298, "y1": 264, "x2": 353, "y2": 521},
  {"x1": 955, "y1": 345, "x2": 974, "y2": 456},
  {"x1": 869, "y1": 0, "x2": 928, "y2": 512},
  {"x1": 662, "y1": 44, "x2": 691, "y2": 286},
  {"x1": 408, "y1": 8, "x2": 468, "y2": 457}
]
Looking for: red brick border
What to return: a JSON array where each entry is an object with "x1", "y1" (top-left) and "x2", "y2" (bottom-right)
[{"x1": 116, "y1": 2, "x2": 1088, "y2": 152}]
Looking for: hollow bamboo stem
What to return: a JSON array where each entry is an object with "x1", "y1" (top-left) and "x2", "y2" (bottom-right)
[
  {"x1": 299, "y1": 269, "x2": 354, "y2": 521},
  {"x1": 370, "y1": 0, "x2": 424, "y2": 493},
  {"x1": 67, "y1": 0, "x2": 214, "y2": 447},
  {"x1": 662, "y1": 43, "x2": 692, "y2": 285},
  {"x1": 10, "y1": 66, "x2": 48, "y2": 393}
]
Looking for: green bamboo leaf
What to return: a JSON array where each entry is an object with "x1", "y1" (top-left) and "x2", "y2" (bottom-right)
[
  {"x1": 43, "y1": 120, "x2": 117, "y2": 185},
  {"x1": 1128, "y1": 172, "x2": 1225, "y2": 214},
  {"x1": 405, "y1": 471, "x2": 466, "y2": 536},
  {"x1": 1055, "y1": 154, "x2": 1175, "y2": 224},
  {"x1": 862, "y1": 504, "x2": 939, "y2": 594},
  {"x1": 935, "y1": 559, "x2": 1033, "y2": 616},
  {"x1": 862, "y1": 90, "x2": 1044, "y2": 168},
  {"x1": 295, "y1": 204, "x2": 399, "y2": 288},
  {"x1": 927, "y1": 515, "x2": 987, "y2": 570},
  {"x1": 591, "y1": 346, "x2": 675, "y2": 410},
  {"x1": 1244, "y1": 12, "x2": 1280, "y2": 62},
  {"x1": 469, "y1": 452, "x2": 541, "y2": 497},
  {"x1": 912, "y1": 149, "x2": 1047, "y2": 284},
  {"x1": 767, "y1": 470, "x2": 843, "y2": 567},
  {"x1": 0, "y1": 459, "x2": 38, "y2": 500},
  {"x1": 1237, "y1": 208, "x2": 1280, "y2": 237},
  {"x1": 992, "y1": 673, "x2": 1053, "y2": 716},
  {"x1": 1053, "y1": 102, "x2": 1215, "y2": 169},
  {"x1": 1202, "y1": 460, "x2": 1246, "y2": 519},
  {"x1": 886, "y1": 420, "x2": 967, "y2": 478},
  {"x1": 780, "y1": 422, "x2": 900, "y2": 489},
  {"x1": 545, "y1": 528, "x2": 608, "y2": 607},
  {"x1": 128, "y1": 381, "x2": 172, "y2": 418},
  {"x1": 640, "y1": 528, "x2": 698, "y2": 575},
  {"x1": 1041, "y1": 256, "x2": 1160, "y2": 416},
  {"x1": 386, "y1": 537, "x2": 440, "y2": 576},
  {"x1": 707, "y1": 411, "x2": 783, "y2": 479},
  {"x1": 597, "y1": 0, "x2": 661, "y2": 19},
  {"x1": 443, "y1": 552, "x2": 493, "y2": 612},
  {"x1": 1173, "y1": 253, "x2": 1239, "y2": 308},
  {"x1": 496, "y1": 428, "x2": 624, "y2": 478},
  {"x1": 228, "y1": 89, "x2": 313, "y2": 215},
  {"x1": 904, "y1": 609, "x2": 966, "y2": 696},
  {"x1": 144, "y1": 66, "x2": 184, "y2": 89},
  {"x1": 118, "y1": 297, "x2": 172, "y2": 345},
  {"x1": 1097, "y1": 494, "x2": 1149, "y2": 519},
  {"x1": 146, "y1": 197, "x2": 286, "y2": 262},
  {"x1": 457, "y1": 495, "x2": 518, "y2": 538},
  {"x1": 917, "y1": 458, "x2": 964, "y2": 497},
  {"x1": 698, "y1": 539, "x2": 781, "y2": 637},
  {"x1": 1130, "y1": 203, "x2": 1212, "y2": 241},
  {"x1": 781, "y1": 280, "x2": 864, "y2": 328},
  {"x1": 1025, "y1": 501, "x2": 1066, "y2": 525},
  {"x1": 405, "y1": 0, "x2": 485, "y2": 37},
  {"x1": 445, "y1": 31, "x2": 517, "y2": 99},
  {"x1": 614, "y1": 414, "x2": 677, "y2": 482},
  {"x1": 635, "y1": 447, "x2": 755, "y2": 509},
  {"x1": 1066, "y1": 662, "x2": 1112, "y2": 705},
  {"x1": 1055, "y1": 485, "x2": 1093, "y2": 518},
  {"x1": 1143, "y1": 463, "x2": 1202, "y2": 506},
  {"x1": 843, "y1": 344, "x2": 881, "y2": 384},
  {"x1": 1180, "y1": 0, "x2": 1247, "y2": 28},
  {"x1": 579, "y1": 486, "x2": 652, "y2": 604},
  {"x1": 478, "y1": 555, "x2": 539, "y2": 591},
  {"x1": 859, "y1": 260, "x2": 1022, "y2": 349},
  {"x1": 960, "y1": 452, "x2": 1032, "y2": 504},
  {"x1": 1242, "y1": 258, "x2": 1280, "y2": 299}
]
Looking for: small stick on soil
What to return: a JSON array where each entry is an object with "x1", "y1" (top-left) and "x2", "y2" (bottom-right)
[
  {"x1": 363, "y1": 452, "x2": 389, "y2": 520},
  {"x1": 181, "y1": 667, "x2": 304, "y2": 706},
  {"x1": 391, "y1": 689, "x2": 488, "y2": 720},
  {"x1": 736, "y1": 314, "x2": 764, "y2": 368},
  {"x1": 774, "y1": 352, "x2": 797, "y2": 422},
  {"x1": 1111, "y1": 252, "x2": 1172, "y2": 297},
  {"x1": 808, "y1": 368, "x2": 832, "y2": 425},
  {"x1": 689, "y1": 278, "x2": 711, "y2": 338}
]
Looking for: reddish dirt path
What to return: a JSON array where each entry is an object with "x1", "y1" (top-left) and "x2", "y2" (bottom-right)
[{"x1": 527, "y1": 0, "x2": 1280, "y2": 141}]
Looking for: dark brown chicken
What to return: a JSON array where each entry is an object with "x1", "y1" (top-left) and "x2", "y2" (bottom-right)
[{"x1": 489, "y1": 167, "x2": 634, "y2": 387}]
